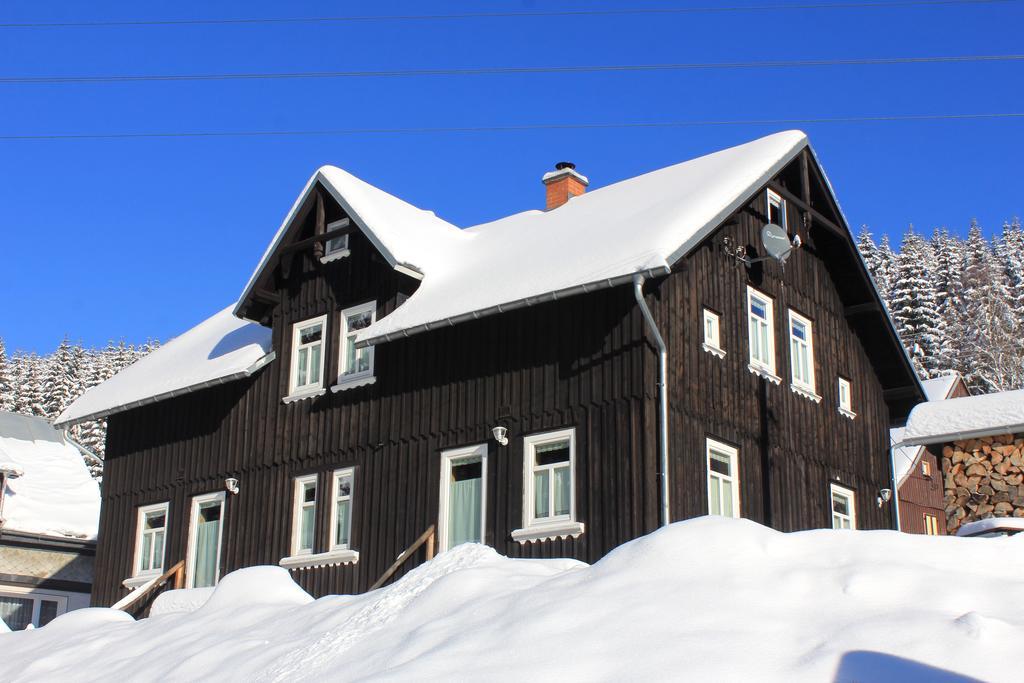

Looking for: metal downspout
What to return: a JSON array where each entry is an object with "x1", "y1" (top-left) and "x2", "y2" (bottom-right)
[
  {"x1": 889, "y1": 445, "x2": 902, "y2": 531},
  {"x1": 633, "y1": 273, "x2": 670, "y2": 528}
]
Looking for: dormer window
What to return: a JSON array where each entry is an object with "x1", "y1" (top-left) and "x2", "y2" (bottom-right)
[
  {"x1": 767, "y1": 188, "x2": 786, "y2": 230},
  {"x1": 286, "y1": 315, "x2": 327, "y2": 401},
  {"x1": 333, "y1": 301, "x2": 376, "y2": 391},
  {"x1": 320, "y1": 219, "x2": 351, "y2": 264}
]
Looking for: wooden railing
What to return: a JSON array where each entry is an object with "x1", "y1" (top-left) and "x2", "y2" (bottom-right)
[
  {"x1": 111, "y1": 560, "x2": 186, "y2": 614},
  {"x1": 369, "y1": 525, "x2": 436, "y2": 591}
]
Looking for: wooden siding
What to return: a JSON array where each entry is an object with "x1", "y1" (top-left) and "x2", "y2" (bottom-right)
[
  {"x1": 93, "y1": 160, "x2": 901, "y2": 606},
  {"x1": 898, "y1": 449, "x2": 946, "y2": 535}
]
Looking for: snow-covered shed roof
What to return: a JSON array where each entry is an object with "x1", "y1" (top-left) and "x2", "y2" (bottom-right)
[
  {"x1": 901, "y1": 388, "x2": 1024, "y2": 447},
  {"x1": 890, "y1": 374, "x2": 965, "y2": 485},
  {"x1": 55, "y1": 306, "x2": 273, "y2": 427},
  {"x1": 0, "y1": 411, "x2": 100, "y2": 540},
  {"x1": 237, "y1": 130, "x2": 810, "y2": 346}
]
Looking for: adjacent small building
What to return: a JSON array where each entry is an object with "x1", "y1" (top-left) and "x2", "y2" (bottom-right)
[
  {"x1": 890, "y1": 373, "x2": 970, "y2": 535},
  {"x1": 0, "y1": 411, "x2": 100, "y2": 630},
  {"x1": 901, "y1": 387, "x2": 1024, "y2": 535}
]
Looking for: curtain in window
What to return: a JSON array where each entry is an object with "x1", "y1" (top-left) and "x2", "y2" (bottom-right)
[
  {"x1": 448, "y1": 476, "x2": 481, "y2": 548},
  {"x1": 335, "y1": 500, "x2": 350, "y2": 547},
  {"x1": 0, "y1": 596, "x2": 32, "y2": 631},
  {"x1": 193, "y1": 512, "x2": 221, "y2": 588},
  {"x1": 300, "y1": 505, "x2": 315, "y2": 551},
  {"x1": 534, "y1": 470, "x2": 549, "y2": 519},
  {"x1": 553, "y1": 467, "x2": 571, "y2": 517}
]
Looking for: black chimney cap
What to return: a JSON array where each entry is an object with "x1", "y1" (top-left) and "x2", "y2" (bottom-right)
[{"x1": 555, "y1": 161, "x2": 576, "y2": 171}]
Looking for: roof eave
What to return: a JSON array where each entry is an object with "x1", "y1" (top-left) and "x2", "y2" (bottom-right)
[{"x1": 900, "y1": 422, "x2": 1024, "y2": 448}]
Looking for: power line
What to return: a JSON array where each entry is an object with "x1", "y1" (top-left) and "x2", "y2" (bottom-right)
[
  {"x1": 0, "y1": 0, "x2": 1016, "y2": 28},
  {"x1": 2, "y1": 113, "x2": 1021, "y2": 141},
  {"x1": 4, "y1": 54, "x2": 1022, "y2": 85}
]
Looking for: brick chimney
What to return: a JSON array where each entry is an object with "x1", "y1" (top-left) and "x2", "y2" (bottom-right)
[{"x1": 542, "y1": 161, "x2": 589, "y2": 210}]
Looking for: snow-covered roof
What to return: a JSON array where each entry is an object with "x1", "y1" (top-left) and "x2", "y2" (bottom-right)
[
  {"x1": 955, "y1": 517, "x2": 1024, "y2": 537},
  {"x1": 238, "y1": 130, "x2": 809, "y2": 346},
  {"x1": 55, "y1": 306, "x2": 273, "y2": 427},
  {"x1": 901, "y1": 388, "x2": 1024, "y2": 446},
  {"x1": 0, "y1": 411, "x2": 100, "y2": 540},
  {"x1": 890, "y1": 374, "x2": 964, "y2": 485}
]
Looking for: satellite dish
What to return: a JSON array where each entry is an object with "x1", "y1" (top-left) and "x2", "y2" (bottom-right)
[{"x1": 760, "y1": 223, "x2": 796, "y2": 264}]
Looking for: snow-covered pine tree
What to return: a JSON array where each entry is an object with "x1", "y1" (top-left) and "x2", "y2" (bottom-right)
[
  {"x1": 42, "y1": 337, "x2": 85, "y2": 419},
  {"x1": 930, "y1": 228, "x2": 966, "y2": 373},
  {"x1": 857, "y1": 226, "x2": 891, "y2": 299},
  {"x1": 13, "y1": 352, "x2": 48, "y2": 417},
  {"x1": 888, "y1": 228, "x2": 943, "y2": 378},
  {"x1": 0, "y1": 338, "x2": 12, "y2": 412},
  {"x1": 996, "y1": 217, "x2": 1024, "y2": 332},
  {"x1": 960, "y1": 220, "x2": 1023, "y2": 392}
]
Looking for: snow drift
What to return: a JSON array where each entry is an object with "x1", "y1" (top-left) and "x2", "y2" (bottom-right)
[{"x1": 1, "y1": 517, "x2": 1018, "y2": 682}]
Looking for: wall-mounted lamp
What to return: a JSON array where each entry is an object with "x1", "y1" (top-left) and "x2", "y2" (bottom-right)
[
  {"x1": 877, "y1": 488, "x2": 892, "y2": 507},
  {"x1": 492, "y1": 425, "x2": 509, "y2": 447},
  {"x1": 225, "y1": 477, "x2": 240, "y2": 495}
]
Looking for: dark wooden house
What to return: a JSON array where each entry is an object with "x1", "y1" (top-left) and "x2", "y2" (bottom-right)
[
  {"x1": 56, "y1": 131, "x2": 924, "y2": 607},
  {"x1": 891, "y1": 373, "x2": 969, "y2": 535}
]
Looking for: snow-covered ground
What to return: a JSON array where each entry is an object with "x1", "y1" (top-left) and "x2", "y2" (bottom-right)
[{"x1": 1, "y1": 517, "x2": 1018, "y2": 682}]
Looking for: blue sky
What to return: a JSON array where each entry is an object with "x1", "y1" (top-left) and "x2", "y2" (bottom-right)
[{"x1": 1, "y1": 0, "x2": 1022, "y2": 354}]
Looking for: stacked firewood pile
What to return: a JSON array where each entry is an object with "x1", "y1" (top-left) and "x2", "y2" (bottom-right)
[{"x1": 942, "y1": 433, "x2": 1024, "y2": 534}]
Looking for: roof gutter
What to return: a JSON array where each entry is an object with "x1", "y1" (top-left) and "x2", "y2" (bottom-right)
[
  {"x1": 54, "y1": 351, "x2": 277, "y2": 428},
  {"x1": 633, "y1": 273, "x2": 671, "y2": 528},
  {"x1": 899, "y1": 422, "x2": 1024, "y2": 448},
  {"x1": 357, "y1": 266, "x2": 672, "y2": 348}
]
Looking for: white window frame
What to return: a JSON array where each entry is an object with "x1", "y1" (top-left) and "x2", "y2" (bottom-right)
[
  {"x1": 512, "y1": 428, "x2": 585, "y2": 544},
  {"x1": 333, "y1": 301, "x2": 377, "y2": 391},
  {"x1": 329, "y1": 467, "x2": 355, "y2": 551},
  {"x1": 290, "y1": 474, "x2": 318, "y2": 557},
  {"x1": 320, "y1": 219, "x2": 351, "y2": 263},
  {"x1": 921, "y1": 458, "x2": 932, "y2": 477},
  {"x1": 746, "y1": 286, "x2": 779, "y2": 382},
  {"x1": 701, "y1": 308, "x2": 726, "y2": 358},
  {"x1": 787, "y1": 309, "x2": 820, "y2": 401},
  {"x1": 706, "y1": 439, "x2": 741, "y2": 518},
  {"x1": 132, "y1": 502, "x2": 169, "y2": 578},
  {"x1": 185, "y1": 491, "x2": 226, "y2": 589},
  {"x1": 0, "y1": 587, "x2": 69, "y2": 630},
  {"x1": 767, "y1": 188, "x2": 787, "y2": 231},
  {"x1": 286, "y1": 314, "x2": 328, "y2": 401},
  {"x1": 838, "y1": 377, "x2": 856, "y2": 419},
  {"x1": 830, "y1": 483, "x2": 856, "y2": 530},
  {"x1": 438, "y1": 444, "x2": 488, "y2": 552}
]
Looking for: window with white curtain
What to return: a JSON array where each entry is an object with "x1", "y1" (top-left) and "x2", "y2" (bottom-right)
[
  {"x1": 0, "y1": 590, "x2": 67, "y2": 631},
  {"x1": 707, "y1": 439, "x2": 740, "y2": 518},
  {"x1": 133, "y1": 502, "x2": 169, "y2": 577},
  {"x1": 830, "y1": 484, "x2": 856, "y2": 530},
  {"x1": 788, "y1": 310, "x2": 817, "y2": 399},
  {"x1": 292, "y1": 474, "x2": 318, "y2": 555},
  {"x1": 336, "y1": 301, "x2": 376, "y2": 389},
  {"x1": 288, "y1": 315, "x2": 327, "y2": 397},
  {"x1": 330, "y1": 468, "x2": 355, "y2": 550},
  {"x1": 187, "y1": 492, "x2": 225, "y2": 589},
  {"x1": 747, "y1": 287, "x2": 776, "y2": 377},
  {"x1": 512, "y1": 428, "x2": 585, "y2": 544}
]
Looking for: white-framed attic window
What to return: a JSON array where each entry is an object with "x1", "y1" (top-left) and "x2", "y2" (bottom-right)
[
  {"x1": 285, "y1": 315, "x2": 328, "y2": 402},
  {"x1": 702, "y1": 308, "x2": 726, "y2": 358},
  {"x1": 291, "y1": 474, "x2": 318, "y2": 556},
  {"x1": 838, "y1": 377, "x2": 855, "y2": 419},
  {"x1": 746, "y1": 286, "x2": 780, "y2": 383},
  {"x1": 788, "y1": 310, "x2": 820, "y2": 402},
  {"x1": 512, "y1": 428, "x2": 585, "y2": 544},
  {"x1": 320, "y1": 219, "x2": 351, "y2": 264},
  {"x1": 830, "y1": 483, "x2": 856, "y2": 530},
  {"x1": 706, "y1": 438, "x2": 740, "y2": 518},
  {"x1": 132, "y1": 502, "x2": 169, "y2": 579},
  {"x1": 333, "y1": 301, "x2": 376, "y2": 392},
  {"x1": 767, "y1": 188, "x2": 787, "y2": 231}
]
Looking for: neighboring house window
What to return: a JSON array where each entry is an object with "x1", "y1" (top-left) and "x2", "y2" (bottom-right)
[
  {"x1": 747, "y1": 287, "x2": 777, "y2": 378},
  {"x1": 921, "y1": 459, "x2": 932, "y2": 477},
  {"x1": 134, "y1": 502, "x2": 169, "y2": 577},
  {"x1": 788, "y1": 310, "x2": 818, "y2": 400},
  {"x1": 707, "y1": 439, "x2": 740, "y2": 518},
  {"x1": 330, "y1": 468, "x2": 355, "y2": 550},
  {"x1": 512, "y1": 428, "x2": 585, "y2": 543},
  {"x1": 289, "y1": 315, "x2": 328, "y2": 397},
  {"x1": 830, "y1": 484, "x2": 856, "y2": 530},
  {"x1": 336, "y1": 301, "x2": 376, "y2": 389},
  {"x1": 924, "y1": 513, "x2": 939, "y2": 535},
  {"x1": 702, "y1": 308, "x2": 725, "y2": 358},
  {"x1": 292, "y1": 474, "x2": 318, "y2": 555},
  {"x1": 0, "y1": 590, "x2": 67, "y2": 630},
  {"x1": 767, "y1": 188, "x2": 787, "y2": 230},
  {"x1": 838, "y1": 377, "x2": 855, "y2": 418},
  {"x1": 187, "y1": 492, "x2": 226, "y2": 588}
]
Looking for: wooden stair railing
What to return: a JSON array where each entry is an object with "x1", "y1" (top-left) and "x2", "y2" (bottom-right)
[
  {"x1": 111, "y1": 560, "x2": 186, "y2": 613},
  {"x1": 369, "y1": 525, "x2": 436, "y2": 591}
]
